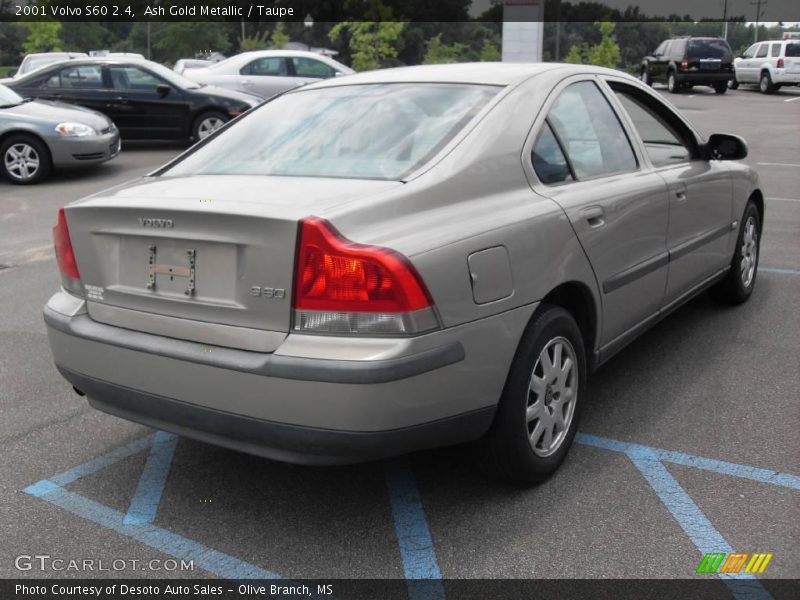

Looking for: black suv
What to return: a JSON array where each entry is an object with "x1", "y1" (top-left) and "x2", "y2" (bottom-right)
[{"x1": 640, "y1": 37, "x2": 734, "y2": 94}]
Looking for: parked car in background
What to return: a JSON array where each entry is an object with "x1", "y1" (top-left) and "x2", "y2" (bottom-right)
[
  {"x1": 43, "y1": 64, "x2": 763, "y2": 482},
  {"x1": 0, "y1": 83, "x2": 119, "y2": 184},
  {"x1": 182, "y1": 50, "x2": 354, "y2": 99},
  {"x1": 640, "y1": 37, "x2": 734, "y2": 93},
  {"x1": 6, "y1": 58, "x2": 261, "y2": 141},
  {"x1": 89, "y1": 51, "x2": 146, "y2": 61},
  {"x1": 731, "y1": 39, "x2": 800, "y2": 93},
  {"x1": 173, "y1": 59, "x2": 214, "y2": 75},
  {"x1": 0, "y1": 52, "x2": 88, "y2": 83}
]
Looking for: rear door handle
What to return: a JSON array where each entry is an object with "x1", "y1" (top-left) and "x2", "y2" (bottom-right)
[{"x1": 582, "y1": 206, "x2": 605, "y2": 228}]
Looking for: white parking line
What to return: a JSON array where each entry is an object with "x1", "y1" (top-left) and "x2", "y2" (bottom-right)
[
  {"x1": 784, "y1": 96, "x2": 800, "y2": 103},
  {"x1": 766, "y1": 197, "x2": 800, "y2": 203},
  {"x1": 758, "y1": 162, "x2": 800, "y2": 168}
]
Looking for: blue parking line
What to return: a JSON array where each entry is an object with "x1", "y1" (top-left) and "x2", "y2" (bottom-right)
[
  {"x1": 124, "y1": 431, "x2": 179, "y2": 525},
  {"x1": 385, "y1": 459, "x2": 445, "y2": 600},
  {"x1": 576, "y1": 434, "x2": 800, "y2": 490},
  {"x1": 760, "y1": 267, "x2": 800, "y2": 275},
  {"x1": 23, "y1": 479, "x2": 281, "y2": 579},
  {"x1": 627, "y1": 448, "x2": 772, "y2": 600},
  {"x1": 49, "y1": 434, "x2": 155, "y2": 486}
]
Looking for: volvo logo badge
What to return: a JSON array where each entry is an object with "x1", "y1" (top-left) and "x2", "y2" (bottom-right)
[{"x1": 138, "y1": 218, "x2": 174, "y2": 228}]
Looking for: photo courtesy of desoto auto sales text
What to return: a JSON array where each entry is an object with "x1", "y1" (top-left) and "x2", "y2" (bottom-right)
[{"x1": 0, "y1": 1, "x2": 798, "y2": 599}]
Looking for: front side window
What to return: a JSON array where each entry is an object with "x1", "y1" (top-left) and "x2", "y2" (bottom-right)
[
  {"x1": 46, "y1": 65, "x2": 104, "y2": 89},
  {"x1": 292, "y1": 57, "x2": 336, "y2": 79},
  {"x1": 743, "y1": 44, "x2": 758, "y2": 59},
  {"x1": 532, "y1": 123, "x2": 573, "y2": 185},
  {"x1": 654, "y1": 42, "x2": 667, "y2": 56},
  {"x1": 546, "y1": 81, "x2": 637, "y2": 180},
  {"x1": 241, "y1": 57, "x2": 288, "y2": 76},
  {"x1": 756, "y1": 44, "x2": 769, "y2": 58},
  {"x1": 164, "y1": 83, "x2": 499, "y2": 180},
  {"x1": 613, "y1": 90, "x2": 691, "y2": 167}
]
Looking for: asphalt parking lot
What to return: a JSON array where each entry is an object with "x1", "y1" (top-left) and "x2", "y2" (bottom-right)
[{"x1": 1, "y1": 84, "x2": 798, "y2": 595}]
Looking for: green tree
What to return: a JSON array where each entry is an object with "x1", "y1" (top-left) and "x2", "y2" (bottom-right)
[
  {"x1": 239, "y1": 29, "x2": 270, "y2": 52},
  {"x1": 151, "y1": 22, "x2": 232, "y2": 64},
  {"x1": 329, "y1": 21, "x2": 406, "y2": 71},
  {"x1": 423, "y1": 34, "x2": 469, "y2": 64},
  {"x1": 21, "y1": 22, "x2": 62, "y2": 54},
  {"x1": 269, "y1": 23, "x2": 290, "y2": 49},
  {"x1": 564, "y1": 44, "x2": 586, "y2": 64},
  {"x1": 587, "y1": 21, "x2": 621, "y2": 68},
  {"x1": 479, "y1": 38, "x2": 501, "y2": 62}
]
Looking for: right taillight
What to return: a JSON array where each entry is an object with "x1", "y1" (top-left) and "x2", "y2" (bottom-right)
[
  {"x1": 777, "y1": 58, "x2": 784, "y2": 68},
  {"x1": 292, "y1": 217, "x2": 439, "y2": 336},
  {"x1": 681, "y1": 59, "x2": 689, "y2": 70},
  {"x1": 53, "y1": 208, "x2": 82, "y2": 292}
]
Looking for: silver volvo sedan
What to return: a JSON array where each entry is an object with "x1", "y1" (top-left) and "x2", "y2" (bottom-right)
[{"x1": 43, "y1": 64, "x2": 763, "y2": 482}]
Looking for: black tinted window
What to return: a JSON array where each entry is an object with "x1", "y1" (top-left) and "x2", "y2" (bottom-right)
[
  {"x1": 688, "y1": 39, "x2": 732, "y2": 59},
  {"x1": 786, "y1": 43, "x2": 800, "y2": 57},
  {"x1": 547, "y1": 81, "x2": 637, "y2": 180},
  {"x1": 532, "y1": 123, "x2": 573, "y2": 185}
]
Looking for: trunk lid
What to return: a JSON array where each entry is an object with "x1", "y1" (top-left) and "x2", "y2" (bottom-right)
[{"x1": 65, "y1": 175, "x2": 401, "y2": 351}]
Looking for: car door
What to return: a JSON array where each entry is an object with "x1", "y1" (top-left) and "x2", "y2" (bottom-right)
[
  {"x1": 605, "y1": 80, "x2": 734, "y2": 308},
  {"x1": 651, "y1": 41, "x2": 671, "y2": 82},
  {"x1": 737, "y1": 44, "x2": 759, "y2": 82},
  {"x1": 238, "y1": 56, "x2": 296, "y2": 98},
  {"x1": 528, "y1": 77, "x2": 670, "y2": 348},
  {"x1": 107, "y1": 64, "x2": 187, "y2": 139},
  {"x1": 36, "y1": 64, "x2": 112, "y2": 114}
]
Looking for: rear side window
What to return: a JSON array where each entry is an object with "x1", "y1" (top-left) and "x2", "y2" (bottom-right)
[
  {"x1": 688, "y1": 39, "x2": 732, "y2": 60},
  {"x1": 756, "y1": 44, "x2": 769, "y2": 58},
  {"x1": 770, "y1": 44, "x2": 782, "y2": 57},
  {"x1": 546, "y1": 81, "x2": 637, "y2": 180},
  {"x1": 786, "y1": 43, "x2": 800, "y2": 58},
  {"x1": 292, "y1": 57, "x2": 335, "y2": 79},
  {"x1": 45, "y1": 65, "x2": 104, "y2": 89},
  {"x1": 531, "y1": 123, "x2": 573, "y2": 185},
  {"x1": 669, "y1": 40, "x2": 685, "y2": 59}
]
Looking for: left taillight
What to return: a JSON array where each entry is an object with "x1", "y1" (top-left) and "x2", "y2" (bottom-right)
[
  {"x1": 53, "y1": 207, "x2": 82, "y2": 293},
  {"x1": 292, "y1": 217, "x2": 439, "y2": 336}
]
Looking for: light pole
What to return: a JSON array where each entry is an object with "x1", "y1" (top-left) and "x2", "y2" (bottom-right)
[{"x1": 304, "y1": 14, "x2": 314, "y2": 52}]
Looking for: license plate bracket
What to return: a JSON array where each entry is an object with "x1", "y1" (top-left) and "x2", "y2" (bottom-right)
[{"x1": 147, "y1": 245, "x2": 196, "y2": 296}]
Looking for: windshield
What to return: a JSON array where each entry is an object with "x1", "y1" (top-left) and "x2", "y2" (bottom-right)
[
  {"x1": 687, "y1": 39, "x2": 732, "y2": 59},
  {"x1": 0, "y1": 84, "x2": 23, "y2": 106},
  {"x1": 164, "y1": 83, "x2": 500, "y2": 180}
]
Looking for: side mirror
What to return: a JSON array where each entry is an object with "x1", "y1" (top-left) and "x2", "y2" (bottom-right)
[
  {"x1": 156, "y1": 84, "x2": 171, "y2": 97},
  {"x1": 705, "y1": 133, "x2": 748, "y2": 161}
]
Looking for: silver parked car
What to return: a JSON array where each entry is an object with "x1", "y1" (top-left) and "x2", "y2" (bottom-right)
[
  {"x1": 43, "y1": 64, "x2": 763, "y2": 482},
  {"x1": 0, "y1": 84, "x2": 120, "y2": 184},
  {"x1": 182, "y1": 50, "x2": 354, "y2": 98}
]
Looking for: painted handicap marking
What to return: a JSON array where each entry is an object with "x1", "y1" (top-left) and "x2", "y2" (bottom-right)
[
  {"x1": 124, "y1": 431, "x2": 178, "y2": 525},
  {"x1": 577, "y1": 434, "x2": 800, "y2": 600}
]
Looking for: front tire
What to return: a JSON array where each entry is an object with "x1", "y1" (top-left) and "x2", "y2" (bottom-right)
[
  {"x1": 710, "y1": 201, "x2": 761, "y2": 305},
  {"x1": 0, "y1": 134, "x2": 51, "y2": 185},
  {"x1": 728, "y1": 76, "x2": 739, "y2": 90},
  {"x1": 481, "y1": 305, "x2": 586, "y2": 484},
  {"x1": 192, "y1": 111, "x2": 228, "y2": 141},
  {"x1": 640, "y1": 67, "x2": 653, "y2": 86}
]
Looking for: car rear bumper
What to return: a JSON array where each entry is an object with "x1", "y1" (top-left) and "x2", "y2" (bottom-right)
[
  {"x1": 773, "y1": 70, "x2": 800, "y2": 84},
  {"x1": 44, "y1": 290, "x2": 535, "y2": 464},
  {"x1": 675, "y1": 72, "x2": 733, "y2": 84},
  {"x1": 49, "y1": 131, "x2": 121, "y2": 167}
]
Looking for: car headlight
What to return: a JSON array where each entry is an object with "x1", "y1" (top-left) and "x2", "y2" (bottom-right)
[{"x1": 55, "y1": 122, "x2": 98, "y2": 137}]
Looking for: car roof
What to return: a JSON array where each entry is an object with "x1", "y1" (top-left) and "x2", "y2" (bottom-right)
[{"x1": 304, "y1": 62, "x2": 626, "y2": 88}]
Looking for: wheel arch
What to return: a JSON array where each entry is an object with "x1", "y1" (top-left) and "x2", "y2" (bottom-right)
[
  {"x1": 749, "y1": 188, "x2": 765, "y2": 230},
  {"x1": 0, "y1": 128, "x2": 51, "y2": 155},
  {"x1": 538, "y1": 281, "x2": 600, "y2": 371}
]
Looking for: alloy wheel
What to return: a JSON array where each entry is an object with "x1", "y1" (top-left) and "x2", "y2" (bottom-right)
[
  {"x1": 4, "y1": 143, "x2": 39, "y2": 181},
  {"x1": 740, "y1": 215, "x2": 758, "y2": 288},
  {"x1": 526, "y1": 336, "x2": 578, "y2": 458},
  {"x1": 197, "y1": 116, "x2": 226, "y2": 139}
]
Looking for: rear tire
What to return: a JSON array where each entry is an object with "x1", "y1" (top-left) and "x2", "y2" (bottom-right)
[
  {"x1": 640, "y1": 67, "x2": 653, "y2": 86},
  {"x1": 713, "y1": 82, "x2": 728, "y2": 94},
  {"x1": 0, "y1": 134, "x2": 51, "y2": 185},
  {"x1": 667, "y1": 71, "x2": 680, "y2": 93},
  {"x1": 728, "y1": 76, "x2": 739, "y2": 90},
  {"x1": 759, "y1": 71, "x2": 777, "y2": 94},
  {"x1": 710, "y1": 201, "x2": 761, "y2": 305},
  {"x1": 481, "y1": 305, "x2": 586, "y2": 484}
]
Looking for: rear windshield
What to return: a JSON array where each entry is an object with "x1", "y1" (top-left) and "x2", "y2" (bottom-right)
[
  {"x1": 786, "y1": 43, "x2": 800, "y2": 57},
  {"x1": 687, "y1": 39, "x2": 732, "y2": 59},
  {"x1": 164, "y1": 83, "x2": 499, "y2": 181}
]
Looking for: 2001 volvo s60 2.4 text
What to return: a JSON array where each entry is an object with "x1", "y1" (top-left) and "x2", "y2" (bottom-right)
[{"x1": 43, "y1": 64, "x2": 763, "y2": 482}]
